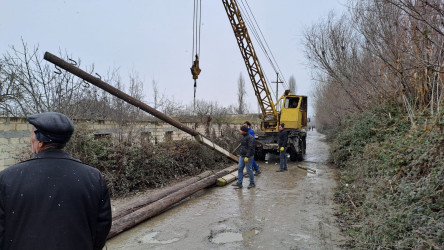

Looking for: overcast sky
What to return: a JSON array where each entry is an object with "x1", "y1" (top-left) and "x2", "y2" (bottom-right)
[{"x1": 0, "y1": 0, "x2": 347, "y2": 115}]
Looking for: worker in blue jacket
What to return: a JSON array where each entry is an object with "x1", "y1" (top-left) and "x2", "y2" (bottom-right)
[{"x1": 244, "y1": 121, "x2": 261, "y2": 175}]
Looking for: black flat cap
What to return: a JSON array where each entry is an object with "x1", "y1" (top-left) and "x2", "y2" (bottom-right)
[
  {"x1": 27, "y1": 112, "x2": 74, "y2": 144},
  {"x1": 240, "y1": 126, "x2": 249, "y2": 132}
]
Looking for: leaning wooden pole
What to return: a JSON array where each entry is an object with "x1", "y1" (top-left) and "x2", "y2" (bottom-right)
[
  {"x1": 43, "y1": 52, "x2": 239, "y2": 163},
  {"x1": 108, "y1": 164, "x2": 238, "y2": 239}
]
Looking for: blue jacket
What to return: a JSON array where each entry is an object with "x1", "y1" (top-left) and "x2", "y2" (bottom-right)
[{"x1": 248, "y1": 128, "x2": 255, "y2": 139}]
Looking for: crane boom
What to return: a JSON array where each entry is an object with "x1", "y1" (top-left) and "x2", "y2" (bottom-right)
[{"x1": 222, "y1": 0, "x2": 278, "y2": 131}]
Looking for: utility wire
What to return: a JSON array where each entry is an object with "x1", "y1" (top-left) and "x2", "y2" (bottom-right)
[
  {"x1": 244, "y1": 0, "x2": 288, "y2": 89},
  {"x1": 238, "y1": 2, "x2": 275, "y2": 73},
  {"x1": 237, "y1": 2, "x2": 279, "y2": 99},
  {"x1": 239, "y1": 0, "x2": 288, "y2": 90}
]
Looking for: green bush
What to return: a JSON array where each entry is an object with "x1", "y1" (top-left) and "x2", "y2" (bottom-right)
[
  {"x1": 332, "y1": 104, "x2": 444, "y2": 249},
  {"x1": 65, "y1": 123, "x2": 231, "y2": 197},
  {"x1": 329, "y1": 102, "x2": 410, "y2": 168}
]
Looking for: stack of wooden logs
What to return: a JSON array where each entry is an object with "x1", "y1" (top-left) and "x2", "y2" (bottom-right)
[{"x1": 108, "y1": 164, "x2": 238, "y2": 239}]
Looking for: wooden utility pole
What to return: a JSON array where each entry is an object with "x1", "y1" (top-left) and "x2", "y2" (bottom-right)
[{"x1": 43, "y1": 52, "x2": 239, "y2": 163}]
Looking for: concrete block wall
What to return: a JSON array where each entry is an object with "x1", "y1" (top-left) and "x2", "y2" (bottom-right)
[
  {"x1": 0, "y1": 117, "x2": 32, "y2": 171},
  {"x1": 0, "y1": 117, "x2": 240, "y2": 171}
]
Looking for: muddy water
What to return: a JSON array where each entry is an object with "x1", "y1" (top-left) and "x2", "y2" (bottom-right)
[{"x1": 105, "y1": 130, "x2": 346, "y2": 249}]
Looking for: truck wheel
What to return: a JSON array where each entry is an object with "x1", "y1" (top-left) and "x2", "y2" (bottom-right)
[
  {"x1": 255, "y1": 148, "x2": 266, "y2": 161},
  {"x1": 296, "y1": 137, "x2": 306, "y2": 161},
  {"x1": 290, "y1": 146, "x2": 298, "y2": 161}
]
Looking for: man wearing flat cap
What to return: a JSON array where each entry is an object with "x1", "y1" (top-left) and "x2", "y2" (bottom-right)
[
  {"x1": 232, "y1": 125, "x2": 255, "y2": 189},
  {"x1": 0, "y1": 112, "x2": 112, "y2": 250}
]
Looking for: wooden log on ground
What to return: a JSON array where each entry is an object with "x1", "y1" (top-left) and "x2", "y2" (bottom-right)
[
  {"x1": 216, "y1": 168, "x2": 247, "y2": 186},
  {"x1": 108, "y1": 164, "x2": 238, "y2": 239},
  {"x1": 297, "y1": 165, "x2": 317, "y2": 174},
  {"x1": 216, "y1": 172, "x2": 238, "y2": 186},
  {"x1": 112, "y1": 170, "x2": 214, "y2": 220}
]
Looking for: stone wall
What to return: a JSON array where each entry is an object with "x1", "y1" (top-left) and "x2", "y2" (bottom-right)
[
  {"x1": 0, "y1": 117, "x2": 31, "y2": 170},
  {"x1": 0, "y1": 117, "x2": 241, "y2": 171}
]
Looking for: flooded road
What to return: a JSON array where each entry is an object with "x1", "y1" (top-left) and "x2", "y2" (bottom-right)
[{"x1": 106, "y1": 130, "x2": 346, "y2": 249}]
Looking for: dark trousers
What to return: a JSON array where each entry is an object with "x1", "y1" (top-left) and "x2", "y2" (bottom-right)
[{"x1": 279, "y1": 148, "x2": 287, "y2": 170}]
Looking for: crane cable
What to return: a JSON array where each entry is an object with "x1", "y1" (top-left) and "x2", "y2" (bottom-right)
[
  {"x1": 191, "y1": 0, "x2": 202, "y2": 113},
  {"x1": 240, "y1": 0, "x2": 285, "y2": 86},
  {"x1": 238, "y1": 0, "x2": 288, "y2": 92}
]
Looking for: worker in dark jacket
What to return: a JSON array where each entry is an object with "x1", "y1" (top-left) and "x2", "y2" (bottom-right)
[
  {"x1": 276, "y1": 123, "x2": 288, "y2": 172},
  {"x1": 0, "y1": 112, "x2": 112, "y2": 250},
  {"x1": 232, "y1": 125, "x2": 255, "y2": 189},
  {"x1": 243, "y1": 121, "x2": 261, "y2": 175}
]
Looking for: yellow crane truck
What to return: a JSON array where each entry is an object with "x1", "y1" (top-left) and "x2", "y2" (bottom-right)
[{"x1": 222, "y1": 0, "x2": 308, "y2": 161}]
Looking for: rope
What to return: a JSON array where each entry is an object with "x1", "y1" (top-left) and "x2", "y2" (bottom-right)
[
  {"x1": 192, "y1": 0, "x2": 196, "y2": 62},
  {"x1": 192, "y1": 0, "x2": 202, "y2": 60},
  {"x1": 192, "y1": 0, "x2": 202, "y2": 113},
  {"x1": 198, "y1": 0, "x2": 201, "y2": 56}
]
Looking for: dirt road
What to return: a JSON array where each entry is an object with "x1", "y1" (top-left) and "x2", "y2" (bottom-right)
[{"x1": 106, "y1": 130, "x2": 346, "y2": 249}]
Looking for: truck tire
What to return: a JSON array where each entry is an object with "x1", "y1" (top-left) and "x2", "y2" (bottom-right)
[
  {"x1": 298, "y1": 136, "x2": 306, "y2": 161},
  {"x1": 255, "y1": 148, "x2": 266, "y2": 161},
  {"x1": 289, "y1": 138, "x2": 305, "y2": 161},
  {"x1": 290, "y1": 146, "x2": 298, "y2": 161}
]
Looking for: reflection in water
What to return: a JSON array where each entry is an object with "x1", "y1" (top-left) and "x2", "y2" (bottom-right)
[
  {"x1": 210, "y1": 232, "x2": 243, "y2": 244},
  {"x1": 243, "y1": 229, "x2": 259, "y2": 240},
  {"x1": 140, "y1": 232, "x2": 180, "y2": 244},
  {"x1": 210, "y1": 229, "x2": 259, "y2": 244}
]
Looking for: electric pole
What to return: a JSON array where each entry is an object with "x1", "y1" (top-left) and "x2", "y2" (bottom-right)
[{"x1": 271, "y1": 72, "x2": 283, "y2": 101}]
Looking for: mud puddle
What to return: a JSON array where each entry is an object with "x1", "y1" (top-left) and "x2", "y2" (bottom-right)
[{"x1": 106, "y1": 130, "x2": 346, "y2": 249}]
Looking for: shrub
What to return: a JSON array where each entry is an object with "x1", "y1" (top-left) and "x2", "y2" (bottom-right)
[
  {"x1": 332, "y1": 104, "x2": 444, "y2": 249},
  {"x1": 65, "y1": 122, "x2": 232, "y2": 197}
]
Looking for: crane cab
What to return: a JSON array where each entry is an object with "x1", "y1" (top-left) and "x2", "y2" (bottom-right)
[{"x1": 279, "y1": 95, "x2": 308, "y2": 130}]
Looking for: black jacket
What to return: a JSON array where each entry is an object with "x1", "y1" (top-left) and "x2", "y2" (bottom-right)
[
  {"x1": 278, "y1": 130, "x2": 288, "y2": 148},
  {"x1": 0, "y1": 149, "x2": 112, "y2": 250},
  {"x1": 240, "y1": 133, "x2": 255, "y2": 157}
]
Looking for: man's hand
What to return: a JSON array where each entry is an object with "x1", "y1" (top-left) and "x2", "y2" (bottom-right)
[
  {"x1": 244, "y1": 157, "x2": 249, "y2": 163},
  {"x1": 280, "y1": 147, "x2": 284, "y2": 151}
]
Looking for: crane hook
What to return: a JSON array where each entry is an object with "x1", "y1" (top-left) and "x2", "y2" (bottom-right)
[
  {"x1": 191, "y1": 54, "x2": 201, "y2": 113},
  {"x1": 190, "y1": 54, "x2": 201, "y2": 80}
]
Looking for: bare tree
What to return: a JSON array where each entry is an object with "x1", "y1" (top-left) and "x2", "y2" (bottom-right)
[
  {"x1": 288, "y1": 75, "x2": 297, "y2": 94},
  {"x1": 382, "y1": 0, "x2": 444, "y2": 117},
  {"x1": 0, "y1": 60, "x2": 21, "y2": 116},
  {"x1": 152, "y1": 80, "x2": 160, "y2": 110},
  {"x1": 194, "y1": 99, "x2": 213, "y2": 123},
  {"x1": 305, "y1": 0, "x2": 443, "y2": 131},
  {"x1": 352, "y1": 0, "x2": 443, "y2": 122},
  {"x1": 237, "y1": 73, "x2": 247, "y2": 114},
  {"x1": 148, "y1": 79, "x2": 184, "y2": 116},
  {"x1": 161, "y1": 97, "x2": 184, "y2": 117},
  {"x1": 0, "y1": 40, "x2": 94, "y2": 117},
  {"x1": 304, "y1": 12, "x2": 367, "y2": 117},
  {"x1": 0, "y1": 39, "x2": 160, "y2": 123}
]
